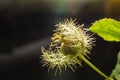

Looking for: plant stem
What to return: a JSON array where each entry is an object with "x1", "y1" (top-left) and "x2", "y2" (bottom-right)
[{"x1": 79, "y1": 54, "x2": 113, "y2": 80}]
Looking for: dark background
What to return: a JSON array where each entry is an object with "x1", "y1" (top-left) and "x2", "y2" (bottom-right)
[{"x1": 0, "y1": 0, "x2": 120, "y2": 80}]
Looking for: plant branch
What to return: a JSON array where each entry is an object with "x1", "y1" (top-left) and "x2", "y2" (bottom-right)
[{"x1": 79, "y1": 54, "x2": 113, "y2": 80}]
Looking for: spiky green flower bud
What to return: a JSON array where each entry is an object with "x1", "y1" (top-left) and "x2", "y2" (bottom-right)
[{"x1": 41, "y1": 18, "x2": 95, "y2": 75}]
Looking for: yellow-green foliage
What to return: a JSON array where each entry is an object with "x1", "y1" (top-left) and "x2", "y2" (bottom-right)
[{"x1": 90, "y1": 18, "x2": 120, "y2": 42}]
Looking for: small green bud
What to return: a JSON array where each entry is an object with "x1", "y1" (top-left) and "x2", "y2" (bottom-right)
[{"x1": 61, "y1": 43, "x2": 80, "y2": 56}]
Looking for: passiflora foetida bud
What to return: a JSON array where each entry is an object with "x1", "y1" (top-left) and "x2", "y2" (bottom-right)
[{"x1": 41, "y1": 18, "x2": 95, "y2": 75}]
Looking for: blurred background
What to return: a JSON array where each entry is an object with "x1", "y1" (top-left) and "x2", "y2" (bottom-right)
[{"x1": 0, "y1": 0, "x2": 120, "y2": 80}]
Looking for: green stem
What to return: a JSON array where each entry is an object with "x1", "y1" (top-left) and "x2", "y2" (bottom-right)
[{"x1": 79, "y1": 54, "x2": 113, "y2": 80}]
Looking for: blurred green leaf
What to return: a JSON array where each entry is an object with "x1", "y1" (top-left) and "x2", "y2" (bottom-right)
[
  {"x1": 110, "y1": 51, "x2": 120, "y2": 80},
  {"x1": 90, "y1": 18, "x2": 120, "y2": 42}
]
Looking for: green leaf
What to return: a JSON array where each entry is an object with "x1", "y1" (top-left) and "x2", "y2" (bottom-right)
[
  {"x1": 110, "y1": 51, "x2": 120, "y2": 80},
  {"x1": 90, "y1": 18, "x2": 120, "y2": 42}
]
